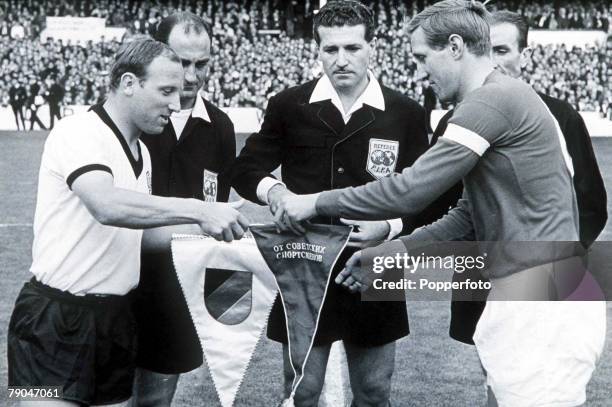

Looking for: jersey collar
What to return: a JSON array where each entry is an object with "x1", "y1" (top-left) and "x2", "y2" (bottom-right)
[{"x1": 90, "y1": 104, "x2": 143, "y2": 178}]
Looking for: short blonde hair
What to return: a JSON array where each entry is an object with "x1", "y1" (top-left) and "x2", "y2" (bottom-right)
[
  {"x1": 109, "y1": 38, "x2": 179, "y2": 90},
  {"x1": 407, "y1": 0, "x2": 492, "y2": 56}
]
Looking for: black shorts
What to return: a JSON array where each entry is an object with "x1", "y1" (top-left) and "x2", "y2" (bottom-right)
[
  {"x1": 132, "y1": 250, "x2": 203, "y2": 374},
  {"x1": 267, "y1": 248, "x2": 409, "y2": 347},
  {"x1": 8, "y1": 278, "x2": 137, "y2": 406}
]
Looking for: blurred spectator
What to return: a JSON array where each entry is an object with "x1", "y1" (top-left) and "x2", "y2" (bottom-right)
[
  {"x1": 9, "y1": 79, "x2": 28, "y2": 130},
  {"x1": 1, "y1": 20, "x2": 10, "y2": 36},
  {"x1": 8, "y1": 78, "x2": 27, "y2": 130},
  {"x1": 10, "y1": 20, "x2": 25, "y2": 39},
  {"x1": 44, "y1": 75, "x2": 64, "y2": 129},
  {"x1": 593, "y1": 10, "x2": 609, "y2": 32},
  {"x1": 27, "y1": 78, "x2": 47, "y2": 130}
]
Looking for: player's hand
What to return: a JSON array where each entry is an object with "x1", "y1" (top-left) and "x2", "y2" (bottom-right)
[
  {"x1": 335, "y1": 250, "x2": 374, "y2": 293},
  {"x1": 272, "y1": 193, "x2": 319, "y2": 234},
  {"x1": 267, "y1": 184, "x2": 291, "y2": 216},
  {"x1": 267, "y1": 185, "x2": 304, "y2": 234},
  {"x1": 197, "y1": 200, "x2": 249, "y2": 242},
  {"x1": 340, "y1": 218, "x2": 390, "y2": 248}
]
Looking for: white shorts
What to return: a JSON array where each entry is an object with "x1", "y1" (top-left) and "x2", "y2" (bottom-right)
[{"x1": 473, "y1": 301, "x2": 606, "y2": 407}]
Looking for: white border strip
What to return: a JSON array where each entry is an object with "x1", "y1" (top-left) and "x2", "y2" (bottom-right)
[{"x1": 537, "y1": 99, "x2": 575, "y2": 176}]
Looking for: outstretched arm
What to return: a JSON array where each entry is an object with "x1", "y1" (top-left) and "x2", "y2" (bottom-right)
[
  {"x1": 72, "y1": 171, "x2": 248, "y2": 241},
  {"x1": 271, "y1": 137, "x2": 482, "y2": 228},
  {"x1": 336, "y1": 197, "x2": 475, "y2": 292}
]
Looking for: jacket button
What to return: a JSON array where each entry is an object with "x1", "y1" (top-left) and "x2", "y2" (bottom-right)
[{"x1": 337, "y1": 167, "x2": 344, "y2": 174}]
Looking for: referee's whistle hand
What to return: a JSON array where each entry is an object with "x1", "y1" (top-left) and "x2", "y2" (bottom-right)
[{"x1": 197, "y1": 202, "x2": 250, "y2": 242}]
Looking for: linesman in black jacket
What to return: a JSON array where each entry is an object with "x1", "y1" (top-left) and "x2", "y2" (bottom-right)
[
  {"x1": 490, "y1": 10, "x2": 606, "y2": 248},
  {"x1": 130, "y1": 12, "x2": 238, "y2": 407},
  {"x1": 229, "y1": 2, "x2": 451, "y2": 406}
]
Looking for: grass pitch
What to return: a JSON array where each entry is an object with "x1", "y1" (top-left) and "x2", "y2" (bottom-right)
[{"x1": 1, "y1": 131, "x2": 611, "y2": 406}]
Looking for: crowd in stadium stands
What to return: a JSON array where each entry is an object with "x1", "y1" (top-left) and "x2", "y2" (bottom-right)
[
  {"x1": 491, "y1": 0, "x2": 611, "y2": 30},
  {"x1": 0, "y1": 0, "x2": 610, "y2": 36},
  {"x1": 0, "y1": 0, "x2": 317, "y2": 38},
  {"x1": 1, "y1": 0, "x2": 612, "y2": 124}
]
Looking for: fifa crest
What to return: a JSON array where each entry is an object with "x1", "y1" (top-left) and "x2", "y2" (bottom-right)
[
  {"x1": 203, "y1": 170, "x2": 218, "y2": 202},
  {"x1": 367, "y1": 138, "x2": 399, "y2": 179}
]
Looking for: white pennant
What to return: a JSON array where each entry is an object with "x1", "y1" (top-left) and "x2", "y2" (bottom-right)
[{"x1": 171, "y1": 236, "x2": 277, "y2": 407}]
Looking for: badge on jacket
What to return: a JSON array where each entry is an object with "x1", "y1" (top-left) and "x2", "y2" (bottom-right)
[
  {"x1": 203, "y1": 170, "x2": 218, "y2": 202},
  {"x1": 367, "y1": 138, "x2": 399, "y2": 179},
  {"x1": 145, "y1": 170, "x2": 152, "y2": 194}
]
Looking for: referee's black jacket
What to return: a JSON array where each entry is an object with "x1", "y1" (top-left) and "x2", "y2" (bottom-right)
[
  {"x1": 141, "y1": 98, "x2": 235, "y2": 201},
  {"x1": 538, "y1": 93, "x2": 607, "y2": 248},
  {"x1": 229, "y1": 79, "x2": 454, "y2": 234}
]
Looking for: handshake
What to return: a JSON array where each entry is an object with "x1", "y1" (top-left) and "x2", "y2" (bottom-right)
[
  {"x1": 195, "y1": 199, "x2": 250, "y2": 242},
  {"x1": 200, "y1": 184, "x2": 392, "y2": 292},
  {"x1": 193, "y1": 187, "x2": 319, "y2": 243},
  {"x1": 267, "y1": 184, "x2": 320, "y2": 234},
  {"x1": 266, "y1": 184, "x2": 391, "y2": 248}
]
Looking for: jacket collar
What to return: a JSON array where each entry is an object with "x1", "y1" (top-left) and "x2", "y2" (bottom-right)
[
  {"x1": 170, "y1": 93, "x2": 211, "y2": 122},
  {"x1": 309, "y1": 70, "x2": 385, "y2": 118},
  {"x1": 169, "y1": 94, "x2": 211, "y2": 144},
  {"x1": 190, "y1": 94, "x2": 210, "y2": 122}
]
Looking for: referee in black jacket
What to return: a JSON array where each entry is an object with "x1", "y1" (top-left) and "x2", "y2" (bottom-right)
[{"x1": 229, "y1": 2, "x2": 455, "y2": 406}]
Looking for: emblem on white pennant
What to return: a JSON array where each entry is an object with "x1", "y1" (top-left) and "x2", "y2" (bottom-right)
[
  {"x1": 366, "y1": 138, "x2": 399, "y2": 179},
  {"x1": 172, "y1": 236, "x2": 277, "y2": 407},
  {"x1": 203, "y1": 170, "x2": 218, "y2": 202}
]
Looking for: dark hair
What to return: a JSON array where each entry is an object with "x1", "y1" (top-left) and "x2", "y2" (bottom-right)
[
  {"x1": 313, "y1": 0, "x2": 375, "y2": 44},
  {"x1": 109, "y1": 38, "x2": 179, "y2": 91},
  {"x1": 407, "y1": 0, "x2": 492, "y2": 56},
  {"x1": 153, "y1": 11, "x2": 212, "y2": 44},
  {"x1": 491, "y1": 10, "x2": 529, "y2": 50}
]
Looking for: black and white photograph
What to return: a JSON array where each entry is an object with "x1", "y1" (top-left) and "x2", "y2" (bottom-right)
[{"x1": 1, "y1": 0, "x2": 611, "y2": 406}]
